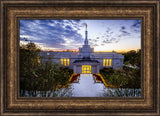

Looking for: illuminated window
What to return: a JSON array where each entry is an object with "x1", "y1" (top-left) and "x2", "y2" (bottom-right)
[
  {"x1": 106, "y1": 59, "x2": 108, "y2": 66},
  {"x1": 64, "y1": 58, "x2": 66, "y2": 66},
  {"x1": 103, "y1": 59, "x2": 105, "y2": 66},
  {"x1": 67, "y1": 58, "x2": 69, "y2": 66},
  {"x1": 103, "y1": 59, "x2": 112, "y2": 67},
  {"x1": 61, "y1": 58, "x2": 69, "y2": 66},
  {"x1": 61, "y1": 59, "x2": 63, "y2": 65},
  {"x1": 109, "y1": 59, "x2": 112, "y2": 66}
]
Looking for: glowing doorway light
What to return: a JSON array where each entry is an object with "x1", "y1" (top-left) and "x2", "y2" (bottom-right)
[{"x1": 82, "y1": 65, "x2": 91, "y2": 74}]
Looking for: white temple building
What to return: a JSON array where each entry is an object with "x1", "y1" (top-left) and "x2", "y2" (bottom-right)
[{"x1": 39, "y1": 25, "x2": 124, "y2": 74}]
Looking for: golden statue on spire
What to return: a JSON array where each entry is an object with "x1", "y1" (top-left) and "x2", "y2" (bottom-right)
[{"x1": 85, "y1": 23, "x2": 87, "y2": 30}]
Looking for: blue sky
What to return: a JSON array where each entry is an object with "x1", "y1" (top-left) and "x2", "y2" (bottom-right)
[{"x1": 20, "y1": 19, "x2": 141, "y2": 52}]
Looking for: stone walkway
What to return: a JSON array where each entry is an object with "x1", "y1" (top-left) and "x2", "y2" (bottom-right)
[{"x1": 70, "y1": 74, "x2": 106, "y2": 97}]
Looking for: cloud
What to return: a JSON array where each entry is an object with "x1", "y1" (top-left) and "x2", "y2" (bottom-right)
[
  {"x1": 131, "y1": 20, "x2": 141, "y2": 33},
  {"x1": 106, "y1": 27, "x2": 112, "y2": 34},
  {"x1": 92, "y1": 44, "x2": 98, "y2": 47},
  {"x1": 20, "y1": 19, "x2": 141, "y2": 51},
  {"x1": 132, "y1": 20, "x2": 141, "y2": 28},
  {"x1": 103, "y1": 40, "x2": 112, "y2": 44},
  {"x1": 121, "y1": 26, "x2": 126, "y2": 30},
  {"x1": 121, "y1": 30, "x2": 130, "y2": 36},
  {"x1": 93, "y1": 27, "x2": 118, "y2": 44},
  {"x1": 119, "y1": 26, "x2": 131, "y2": 37},
  {"x1": 20, "y1": 20, "x2": 84, "y2": 50}
]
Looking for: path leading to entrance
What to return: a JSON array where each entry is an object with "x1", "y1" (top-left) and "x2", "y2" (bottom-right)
[{"x1": 70, "y1": 74, "x2": 106, "y2": 97}]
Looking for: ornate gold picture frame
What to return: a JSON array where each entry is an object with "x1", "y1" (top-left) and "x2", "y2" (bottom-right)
[{"x1": 0, "y1": 0, "x2": 159, "y2": 115}]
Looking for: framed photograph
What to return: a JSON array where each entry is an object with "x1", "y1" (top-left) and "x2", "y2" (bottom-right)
[
  {"x1": 0, "y1": 0, "x2": 159, "y2": 115},
  {"x1": 19, "y1": 19, "x2": 141, "y2": 98}
]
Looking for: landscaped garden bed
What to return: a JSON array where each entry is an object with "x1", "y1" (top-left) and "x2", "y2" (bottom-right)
[{"x1": 70, "y1": 73, "x2": 80, "y2": 83}]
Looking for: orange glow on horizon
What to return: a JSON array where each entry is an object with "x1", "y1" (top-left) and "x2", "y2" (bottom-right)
[
  {"x1": 94, "y1": 49, "x2": 140, "y2": 53},
  {"x1": 20, "y1": 40, "x2": 140, "y2": 53},
  {"x1": 41, "y1": 49, "x2": 140, "y2": 53}
]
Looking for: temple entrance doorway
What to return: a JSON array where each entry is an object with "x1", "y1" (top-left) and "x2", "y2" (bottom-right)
[{"x1": 82, "y1": 65, "x2": 91, "y2": 74}]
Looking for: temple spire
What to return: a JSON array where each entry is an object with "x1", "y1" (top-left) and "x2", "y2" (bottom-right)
[{"x1": 84, "y1": 24, "x2": 88, "y2": 45}]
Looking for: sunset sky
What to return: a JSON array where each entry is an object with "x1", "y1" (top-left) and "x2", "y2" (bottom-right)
[{"x1": 20, "y1": 19, "x2": 141, "y2": 52}]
